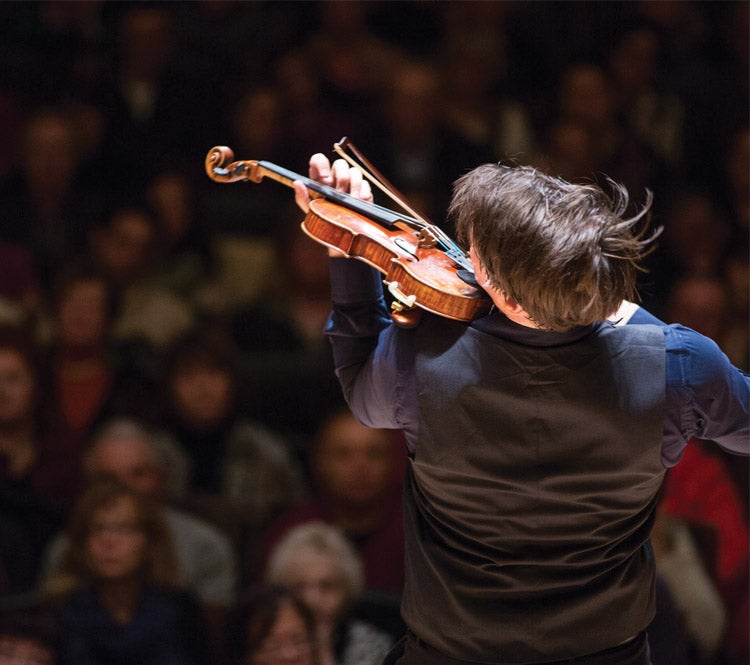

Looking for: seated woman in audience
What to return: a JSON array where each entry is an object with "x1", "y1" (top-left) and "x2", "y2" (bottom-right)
[
  {"x1": 230, "y1": 585, "x2": 318, "y2": 665},
  {"x1": 0, "y1": 324, "x2": 64, "y2": 591},
  {"x1": 265, "y1": 522, "x2": 392, "y2": 665},
  {"x1": 162, "y1": 326, "x2": 307, "y2": 576},
  {"x1": 45, "y1": 478, "x2": 210, "y2": 665}
]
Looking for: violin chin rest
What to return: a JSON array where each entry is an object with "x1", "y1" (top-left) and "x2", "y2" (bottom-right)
[{"x1": 456, "y1": 269, "x2": 479, "y2": 287}]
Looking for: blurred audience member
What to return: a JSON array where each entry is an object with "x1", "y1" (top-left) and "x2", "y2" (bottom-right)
[
  {"x1": 532, "y1": 116, "x2": 599, "y2": 183},
  {"x1": 231, "y1": 218, "x2": 345, "y2": 439},
  {"x1": 87, "y1": 202, "x2": 195, "y2": 348},
  {"x1": 0, "y1": 327, "x2": 46, "y2": 492},
  {"x1": 164, "y1": 327, "x2": 306, "y2": 517},
  {"x1": 264, "y1": 409, "x2": 404, "y2": 597},
  {"x1": 437, "y1": 2, "x2": 537, "y2": 163},
  {"x1": 229, "y1": 585, "x2": 318, "y2": 665},
  {"x1": 0, "y1": 326, "x2": 65, "y2": 585},
  {"x1": 42, "y1": 418, "x2": 238, "y2": 624},
  {"x1": 0, "y1": 243, "x2": 41, "y2": 328},
  {"x1": 608, "y1": 22, "x2": 685, "y2": 169},
  {"x1": 37, "y1": 265, "x2": 160, "y2": 506},
  {"x1": 0, "y1": 608, "x2": 62, "y2": 665},
  {"x1": 651, "y1": 508, "x2": 727, "y2": 664},
  {"x1": 94, "y1": 3, "x2": 211, "y2": 193},
  {"x1": 292, "y1": 1, "x2": 404, "y2": 142},
  {"x1": 46, "y1": 478, "x2": 210, "y2": 665},
  {"x1": 556, "y1": 59, "x2": 669, "y2": 215},
  {"x1": 661, "y1": 441, "x2": 749, "y2": 665},
  {"x1": 642, "y1": 190, "x2": 733, "y2": 315},
  {"x1": 266, "y1": 522, "x2": 393, "y2": 665},
  {"x1": 162, "y1": 327, "x2": 306, "y2": 584},
  {"x1": 145, "y1": 168, "x2": 215, "y2": 303},
  {"x1": 0, "y1": 107, "x2": 92, "y2": 290},
  {"x1": 366, "y1": 59, "x2": 495, "y2": 229}
]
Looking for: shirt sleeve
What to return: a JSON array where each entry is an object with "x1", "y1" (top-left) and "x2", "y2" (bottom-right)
[
  {"x1": 626, "y1": 307, "x2": 749, "y2": 464},
  {"x1": 324, "y1": 258, "x2": 405, "y2": 430},
  {"x1": 664, "y1": 325, "x2": 750, "y2": 460}
]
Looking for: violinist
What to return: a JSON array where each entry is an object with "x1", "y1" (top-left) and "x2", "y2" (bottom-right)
[{"x1": 291, "y1": 155, "x2": 750, "y2": 665}]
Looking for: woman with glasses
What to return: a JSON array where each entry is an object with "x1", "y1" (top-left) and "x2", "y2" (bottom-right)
[{"x1": 46, "y1": 478, "x2": 210, "y2": 665}]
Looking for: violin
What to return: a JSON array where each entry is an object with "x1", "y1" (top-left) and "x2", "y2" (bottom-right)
[{"x1": 204, "y1": 145, "x2": 491, "y2": 326}]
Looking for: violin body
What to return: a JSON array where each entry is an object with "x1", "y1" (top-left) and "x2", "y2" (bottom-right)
[
  {"x1": 302, "y1": 199, "x2": 491, "y2": 323},
  {"x1": 205, "y1": 145, "x2": 491, "y2": 325}
]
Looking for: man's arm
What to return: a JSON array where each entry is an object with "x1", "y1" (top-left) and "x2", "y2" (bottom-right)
[
  {"x1": 613, "y1": 301, "x2": 749, "y2": 460},
  {"x1": 325, "y1": 257, "x2": 405, "y2": 430},
  {"x1": 294, "y1": 154, "x2": 410, "y2": 431}
]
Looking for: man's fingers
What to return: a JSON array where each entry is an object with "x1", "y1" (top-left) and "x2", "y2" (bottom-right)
[
  {"x1": 331, "y1": 159, "x2": 352, "y2": 193},
  {"x1": 308, "y1": 153, "x2": 333, "y2": 185},
  {"x1": 300, "y1": 153, "x2": 373, "y2": 209}
]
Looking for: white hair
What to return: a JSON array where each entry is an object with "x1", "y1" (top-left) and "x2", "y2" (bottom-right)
[{"x1": 266, "y1": 521, "x2": 364, "y2": 604}]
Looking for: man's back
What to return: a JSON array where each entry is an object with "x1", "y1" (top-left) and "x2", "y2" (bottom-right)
[{"x1": 401, "y1": 316, "x2": 666, "y2": 662}]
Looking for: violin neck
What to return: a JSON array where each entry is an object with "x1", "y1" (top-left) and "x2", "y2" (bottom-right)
[{"x1": 251, "y1": 160, "x2": 417, "y2": 231}]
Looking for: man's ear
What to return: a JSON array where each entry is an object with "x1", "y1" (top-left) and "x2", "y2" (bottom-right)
[{"x1": 500, "y1": 292, "x2": 525, "y2": 314}]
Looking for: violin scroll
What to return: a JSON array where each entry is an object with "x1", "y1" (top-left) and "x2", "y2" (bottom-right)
[{"x1": 205, "y1": 146, "x2": 265, "y2": 184}]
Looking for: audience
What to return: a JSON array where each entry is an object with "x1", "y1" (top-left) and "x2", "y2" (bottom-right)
[
  {"x1": 41, "y1": 417, "x2": 238, "y2": 657},
  {"x1": 46, "y1": 478, "x2": 211, "y2": 665},
  {"x1": 86, "y1": 202, "x2": 196, "y2": 349},
  {"x1": 0, "y1": 609, "x2": 62, "y2": 665},
  {"x1": 266, "y1": 522, "x2": 393, "y2": 665},
  {"x1": 230, "y1": 216, "x2": 346, "y2": 440},
  {"x1": 651, "y1": 507, "x2": 727, "y2": 663},
  {"x1": 161, "y1": 326, "x2": 307, "y2": 557},
  {"x1": 0, "y1": 2, "x2": 744, "y2": 663},
  {"x1": 264, "y1": 409, "x2": 405, "y2": 597},
  {"x1": 36, "y1": 265, "x2": 161, "y2": 507},
  {"x1": 0, "y1": 107, "x2": 93, "y2": 292},
  {"x1": 0, "y1": 326, "x2": 65, "y2": 585},
  {"x1": 229, "y1": 585, "x2": 318, "y2": 665}
]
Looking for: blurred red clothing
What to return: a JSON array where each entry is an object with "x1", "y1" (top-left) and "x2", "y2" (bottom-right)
[{"x1": 661, "y1": 439, "x2": 749, "y2": 662}]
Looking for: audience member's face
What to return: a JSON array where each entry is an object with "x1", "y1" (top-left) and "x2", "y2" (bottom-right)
[
  {"x1": 248, "y1": 602, "x2": 315, "y2": 665},
  {"x1": 315, "y1": 415, "x2": 394, "y2": 506},
  {"x1": 282, "y1": 550, "x2": 346, "y2": 638},
  {"x1": 91, "y1": 210, "x2": 155, "y2": 287},
  {"x1": 665, "y1": 195, "x2": 730, "y2": 273},
  {"x1": 560, "y1": 65, "x2": 616, "y2": 129},
  {"x1": 0, "y1": 349, "x2": 35, "y2": 426},
  {"x1": 0, "y1": 635, "x2": 55, "y2": 665},
  {"x1": 56, "y1": 280, "x2": 110, "y2": 350},
  {"x1": 85, "y1": 496, "x2": 147, "y2": 582},
  {"x1": 21, "y1": 114, "x2": 77, "y2": 196},
  {"x1": 170, "y1": 363, "x2": 233, "y2": 430},
  {"x1": 147, "y1": 172, "x2": 191, "y2": 245},
  {"x1": 88, "y1": 438, "x2": 163, "y2": 499}
]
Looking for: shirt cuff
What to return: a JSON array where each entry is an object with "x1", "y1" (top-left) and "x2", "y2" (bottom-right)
[{"x1": 329, "y1": 257, "x2": 384, "y2": 304}]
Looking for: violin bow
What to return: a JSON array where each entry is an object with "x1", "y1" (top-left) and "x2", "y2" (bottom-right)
[{"x1": 333, "y1": 137, "x2": 435, "y2": 230}]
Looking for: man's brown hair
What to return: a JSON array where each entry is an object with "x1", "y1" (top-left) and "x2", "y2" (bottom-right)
[{"x1": 451, "y1": 164, "x2": 659, "y2": 331}]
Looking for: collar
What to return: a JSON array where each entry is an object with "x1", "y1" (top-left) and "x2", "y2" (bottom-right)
[{"x1": 470, "y1": 308, "x2": 604, "y2": 347}]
